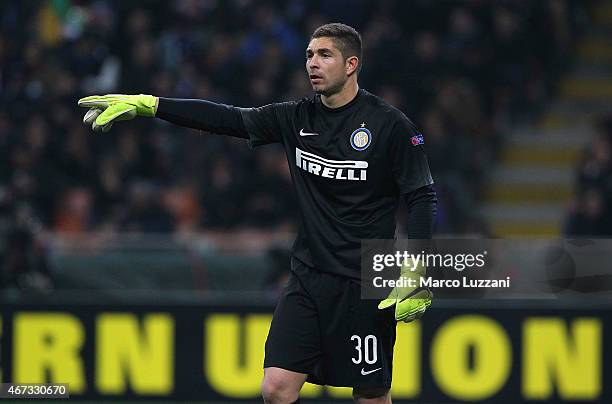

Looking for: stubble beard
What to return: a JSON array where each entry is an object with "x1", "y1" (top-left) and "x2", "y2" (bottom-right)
[{"x1": 315, "y1": 77, "x2": 346, "y2": 97}]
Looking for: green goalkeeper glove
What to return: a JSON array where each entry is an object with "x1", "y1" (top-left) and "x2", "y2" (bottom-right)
[
  {"x1": 378, "y1": 258, "x2": 432, "y2": 322},
  {"x1": 77, "y1": 94, "x2": 158, "y2": 132}
]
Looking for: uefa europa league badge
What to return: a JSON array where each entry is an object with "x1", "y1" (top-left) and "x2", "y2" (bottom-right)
[{"x1": 350, "y1": 122, "x2": 372, "y2": 151}]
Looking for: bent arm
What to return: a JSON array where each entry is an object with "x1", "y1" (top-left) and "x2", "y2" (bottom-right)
[{"x1": 156, "y1": 97, "x2": 249, "y2": 139}]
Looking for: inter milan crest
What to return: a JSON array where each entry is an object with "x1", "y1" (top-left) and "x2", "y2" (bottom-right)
[{"x1": 350, "y1": 122, "x2": 372, "y2": 151}]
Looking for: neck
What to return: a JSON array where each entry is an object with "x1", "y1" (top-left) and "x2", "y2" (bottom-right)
[{"x1": 321, "y1": 78, "x2": 359, "y2": 109}]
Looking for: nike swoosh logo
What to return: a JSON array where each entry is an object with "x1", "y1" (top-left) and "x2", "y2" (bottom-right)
[
  {"x1": 361, "y1": 367, "x2": 382, "y2": 376},
  {"x1": 299, "y1": 128, "x2": 319, "y2": 136}
]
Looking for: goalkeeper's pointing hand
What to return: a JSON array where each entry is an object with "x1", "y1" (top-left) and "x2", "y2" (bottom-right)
[{"x1": 77, "y1": 94, "x2": 158, "y2": 132}]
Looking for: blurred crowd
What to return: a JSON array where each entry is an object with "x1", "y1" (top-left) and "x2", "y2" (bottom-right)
[
  {"x1": 0, "y1": 0, "x2": 576, "y2": 254},
  {"x1": 565, "y1": 116, "x2": 612, "y2": 236}
]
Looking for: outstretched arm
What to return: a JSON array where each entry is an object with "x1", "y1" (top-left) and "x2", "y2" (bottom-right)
[
  {"x1": 156, "y1": 98, "x2": 249, "y2": 139},
  {"x1": 78, "y1": 94, "x2": 289, "y2": 148},
  {"x1": 78, "y1": 94, "x2": 249, "y2": 139}
]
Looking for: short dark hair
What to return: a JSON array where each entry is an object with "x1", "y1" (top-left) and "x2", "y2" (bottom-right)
[{"x1": 311, "y1": 23, "x2": 362, "y2": 74}]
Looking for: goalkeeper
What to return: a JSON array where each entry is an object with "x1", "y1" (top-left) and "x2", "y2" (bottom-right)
[{"x1": 79, "y1": 23, "x2": 436, "y2": 404}]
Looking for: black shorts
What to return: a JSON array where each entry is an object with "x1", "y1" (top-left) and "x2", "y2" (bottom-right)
[{"x1": 264, "y1": 258, "x2": 397, "y2": 388}]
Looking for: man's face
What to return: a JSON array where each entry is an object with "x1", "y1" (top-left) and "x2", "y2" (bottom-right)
[{"x1": 306, "y1": 37, "x2": 349, "y2": 96}]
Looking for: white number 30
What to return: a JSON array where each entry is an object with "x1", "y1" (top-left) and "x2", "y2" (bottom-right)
[{"x1": 351, "y1": 334, "x2": 378, "y2": 364}]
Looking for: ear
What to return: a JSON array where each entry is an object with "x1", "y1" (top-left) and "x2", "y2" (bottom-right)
[{"x1": 346, "y1": 56, "x2": 359, "y2": 76}]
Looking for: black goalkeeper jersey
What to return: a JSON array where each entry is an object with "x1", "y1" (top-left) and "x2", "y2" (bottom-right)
[{"x1": 240, "y1": 89, "x2": 433, "y2": 279}]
